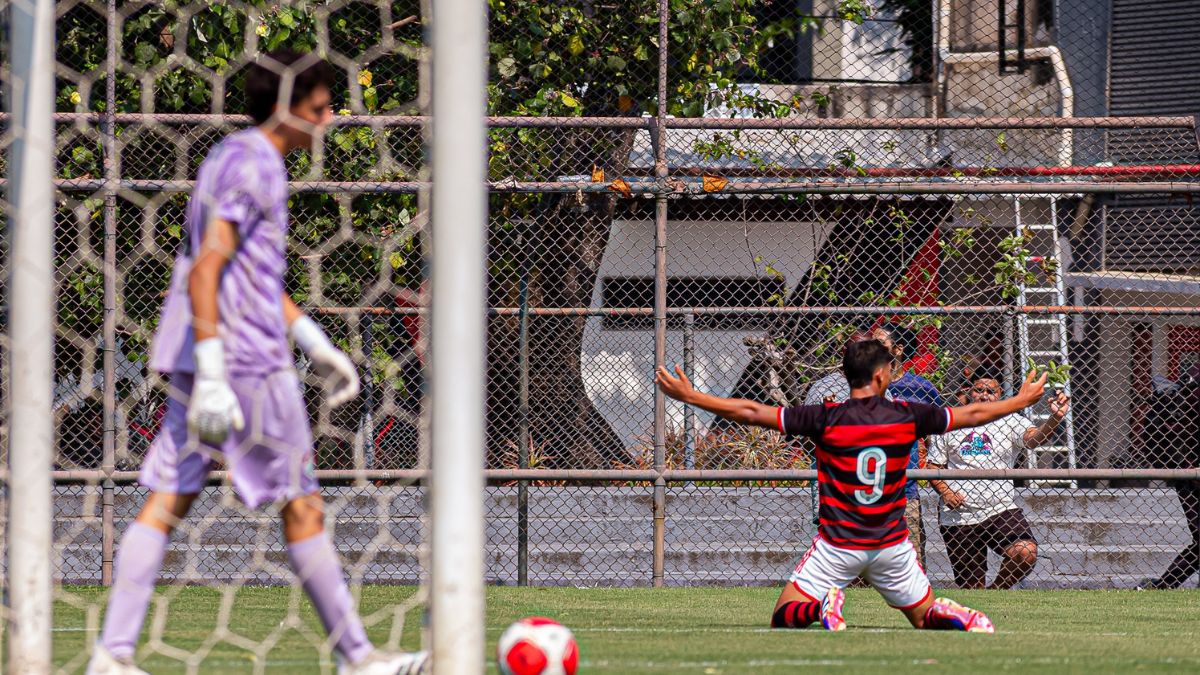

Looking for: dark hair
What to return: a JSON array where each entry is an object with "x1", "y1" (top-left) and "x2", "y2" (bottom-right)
[
  {"x1": 843, "y1": 340, "x2": 895, "y2": 388},
  {"x1": 876, "y1": 321, "x2": 918, "y2": 360},
  {"x1": 971, "y1": 372, "x2": 1003, "y2": 385},
  {"x1": 244, "y1": 50, "x2": 337, "y2": 124},
  {"x1": 845, "y1": 330, "x2": 871, "y2": 347}
]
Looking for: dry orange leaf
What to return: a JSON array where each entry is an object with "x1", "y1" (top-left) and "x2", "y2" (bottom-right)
[
  {"x1": 591, "y1": 164, "x2": 605, "y2": 182},
  {"x1": 665, "y1": 178, "x2": 688, "y2": 193},
  {"x1": 609, "y1": 178, "x2": 632, "y2": 198},
  {"x1": 702, "y1": 174, "x2": 729, "y2": 192}
]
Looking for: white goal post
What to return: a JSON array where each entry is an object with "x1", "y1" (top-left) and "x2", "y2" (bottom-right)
[
  {"x1": 6, "y1": 0, "x2": 58, "y2": 672},
  {"x1": 428, "y1": 0, "x2": 488, "y2": 671}
]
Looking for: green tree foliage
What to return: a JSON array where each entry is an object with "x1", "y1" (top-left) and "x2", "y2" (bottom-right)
[
  {"x1": 53, "y1": 2, "x2": 422, "y2": 372},
  {"x1": 51, "y1": 0, "x2": 799, "y2": 318},
  {"x1": 45, "y1": 1, "x2": 1002, "y2": 466},
  {"x1": 49, "y1": 0, "x2": 814, "y2": 467},
  {"x1": 489, "y1": 0, "x2": 801, "y2": 119}
]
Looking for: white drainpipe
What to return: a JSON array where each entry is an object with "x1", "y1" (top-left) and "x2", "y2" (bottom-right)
[{"x1": 937, "y1": 0, "x2": 1074, "y2": 167}]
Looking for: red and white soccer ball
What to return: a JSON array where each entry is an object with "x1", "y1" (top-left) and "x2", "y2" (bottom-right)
[{"x1": 496, "y1": 616, "x2": 578, "y2": 675}]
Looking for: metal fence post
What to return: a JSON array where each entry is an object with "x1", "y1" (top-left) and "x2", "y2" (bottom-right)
[
  {"x1": 100, "y1": 0, "x2": 120, "y2": 586},
  {"x1": 683, "y1": 311, "x2": 695, "y2": 471},
  {"x1": 516, "y1": 222, "x2": 531, "y2": 587},
  {"x1": 651, "y1": 0, "x2": 669, "y2": 589},
  {"x1": 1003, "y1": 312, "x2": 1016, "y2": 396},
  {"x1": 359, "y1": 316, "x2": 375, "y2": 470}
]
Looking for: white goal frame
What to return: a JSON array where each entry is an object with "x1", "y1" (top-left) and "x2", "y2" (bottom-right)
[
  {"x1": 3, "y1": 0, "x2": 491, "y2": 669},
  {"x1": 6, "y1": 0, "x2": 57, "y2": 672},
  {"x1": 428, "y1": 0, "x2": 488, "y2": 671}
]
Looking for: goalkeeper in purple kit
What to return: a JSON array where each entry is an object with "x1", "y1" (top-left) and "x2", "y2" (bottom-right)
[{"x1": 87, "y1": 52, "x2": 427, "y2": 675}]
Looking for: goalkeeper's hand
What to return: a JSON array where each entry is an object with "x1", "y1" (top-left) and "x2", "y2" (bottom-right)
[
  {"x1": 188, "y1": 338, "x2": 245, "y2": 444},
  {"x1": 291, "y1": 315, "x2": 361, "y2": 408}
]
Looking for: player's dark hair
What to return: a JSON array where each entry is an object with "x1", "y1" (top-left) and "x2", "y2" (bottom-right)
[
  {"x1": 843, "y1": 339, "x2": 895, "y2": 389},
  {"x1": 877, "y1": 321, "x2": 918, "y2": 360},
  {"x1": 244, "y1": 50, "x2": 337, "y2": 124}
]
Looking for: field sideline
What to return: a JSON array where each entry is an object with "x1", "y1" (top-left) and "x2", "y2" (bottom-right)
[{"x1": 51, "y1": 586, "x2": 1200, "y2": 673}]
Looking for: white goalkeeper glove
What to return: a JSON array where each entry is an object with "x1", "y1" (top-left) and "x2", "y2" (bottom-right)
[
  {"x1": 187, "y1": 337, "x2": 245, "y2": 445},
  {"x1": 291, "y1": 315, "x2": 361, "y2": 408}
]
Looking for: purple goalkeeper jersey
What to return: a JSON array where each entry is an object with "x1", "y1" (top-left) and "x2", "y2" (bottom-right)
[{"x1": 149, "y1": 128, "x2": 291, "y2": 375}]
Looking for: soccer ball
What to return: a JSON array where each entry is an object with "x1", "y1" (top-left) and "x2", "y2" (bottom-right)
[{"x1": 496, "y1": 616, "x2": 578, "y2": 675}]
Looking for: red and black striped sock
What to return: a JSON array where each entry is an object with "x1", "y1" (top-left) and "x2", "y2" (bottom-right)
[{"x1": 771, "y1": 601, "x2": 821, "y2": 628}]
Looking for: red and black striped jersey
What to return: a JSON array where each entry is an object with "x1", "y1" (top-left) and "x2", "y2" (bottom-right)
[{"x1": 778, "y1": 396, "x2": 952, "y2": 550}]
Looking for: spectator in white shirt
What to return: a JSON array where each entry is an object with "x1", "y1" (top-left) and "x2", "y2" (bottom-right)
[{"x1": 928, "y1": 374, "x2": 1069, "y2": 589}]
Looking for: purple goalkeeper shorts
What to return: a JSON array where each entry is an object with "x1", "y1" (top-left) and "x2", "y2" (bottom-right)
[{"x1": 139, "y1": 370, "x2": 319, "y2": 509}]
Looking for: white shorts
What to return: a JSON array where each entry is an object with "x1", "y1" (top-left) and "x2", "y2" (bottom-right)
[{"x1": 788, "y1": 536, "x2": 933, "y2": 610}]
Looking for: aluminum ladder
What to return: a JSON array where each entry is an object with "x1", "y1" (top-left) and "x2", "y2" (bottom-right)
[{"x1": 1013, "y1": 196, "x2": 1077, "y2": 486}]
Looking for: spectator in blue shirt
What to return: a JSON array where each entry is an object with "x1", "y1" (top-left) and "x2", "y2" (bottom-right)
[{"x1": 878, "y1": 323, "x2": 944, "y2": 568}]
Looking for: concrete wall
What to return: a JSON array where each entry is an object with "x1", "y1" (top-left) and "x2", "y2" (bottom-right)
[
  {"x1": 629, "y1": 84, "x2": 935, "y2": 171},
  {"x1": 810, "y1": 0, "x2": 911, "y2": 82},
  {"x1": 1094, "y1": 317, "x2": 1135, "y2": 468},
  {"x1": 942, "y1": 60, "x2": 1064, "y2": 167},
  {"x1": 941, "y1": 0, "x2": 1108, "y2": 167},
  {"x1": 950, "y1": 0, "x2": 1052, "y2": 52},
  {"x1": 1057, "y1": 0, "x2": 1111, "y2": 164},
  {"x1": 52, "y1": 485, "x2": 1195, "y2": 589}
]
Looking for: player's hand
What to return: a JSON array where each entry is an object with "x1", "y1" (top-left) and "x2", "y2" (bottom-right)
[
  {"x1": 308, "y1": 346, "x2": 361, "y2": 408},
  {"x1": 1016, "y1": 369, "x2": 1048, "y2": 407},
  {"x1": 188, "y1": 338, "x2": 244, "y2": 444},
  {"x1": 188, "y1": 376, "x2": 245, "y2": 444},
  {"x1": 941, "y1": 490, "x2": 967, "y2": 510},
  {"x1": 1048, "y1": 391, "x2": 1070, "y2": 419},
  {"x1": 290, "y1": 315, "x2": 360, "y2": 408},
  {"x1": 655, "y1": 364, "x2": 694, "y2": 402}
]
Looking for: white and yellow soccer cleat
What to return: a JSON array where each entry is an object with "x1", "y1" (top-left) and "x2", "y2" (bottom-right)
[
  {"x1": 338, "y1": 649, "x2": 430, "y2": 675},
  {"x1": 85, "y1": 644, "x2": 150, "y2": 675}
]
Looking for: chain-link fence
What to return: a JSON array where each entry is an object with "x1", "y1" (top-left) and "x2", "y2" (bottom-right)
[{"x1": 2, "y1": 1, "x2": 1199, "y2": 640}]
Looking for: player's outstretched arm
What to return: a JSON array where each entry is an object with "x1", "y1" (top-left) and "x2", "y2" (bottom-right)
[
  {"x1": 1023, "y1": 391, "x2": 1069, "y2": 448},
  {"x1": 655, "y1": 364, "x2": 779, "y2": 429},
  {"x1": 946, "y1": 369, "x2": 1047, "y2": 432},
  {"x1": 284, "y1": 294, "x2": 361, "y2": 408}
]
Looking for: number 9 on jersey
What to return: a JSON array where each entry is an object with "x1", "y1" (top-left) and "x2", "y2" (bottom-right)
[{"x1": 855, "y1": 446, "x2": 888, "y2": 505}]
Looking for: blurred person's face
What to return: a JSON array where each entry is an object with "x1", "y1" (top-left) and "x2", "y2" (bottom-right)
[
  {"x1": 277, "y1": 84, "x2": 333, "y2": 152},
  {"x1": 969, "y1": 378, "x2": 1002, "y2": 403},
  {"x1": 871, "y1": 328, "x2": 904, "y2": 370}
]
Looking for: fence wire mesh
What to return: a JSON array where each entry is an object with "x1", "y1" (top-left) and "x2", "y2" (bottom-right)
[{"x1": 2, "y1": 0, "x2": 1200, "y2": 667}]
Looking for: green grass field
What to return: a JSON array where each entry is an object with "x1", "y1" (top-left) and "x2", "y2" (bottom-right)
[{"x1": 52, "y1": 586, "x2": 1200, "y2": 673}]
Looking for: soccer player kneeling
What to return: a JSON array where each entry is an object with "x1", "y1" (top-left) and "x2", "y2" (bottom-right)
[
  {"x1": 87, "y1": 52, "x2": 426, "y2": 674},
  {"x1": 656, "y1": 339, "x2": 1050, "y2": 633}
]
